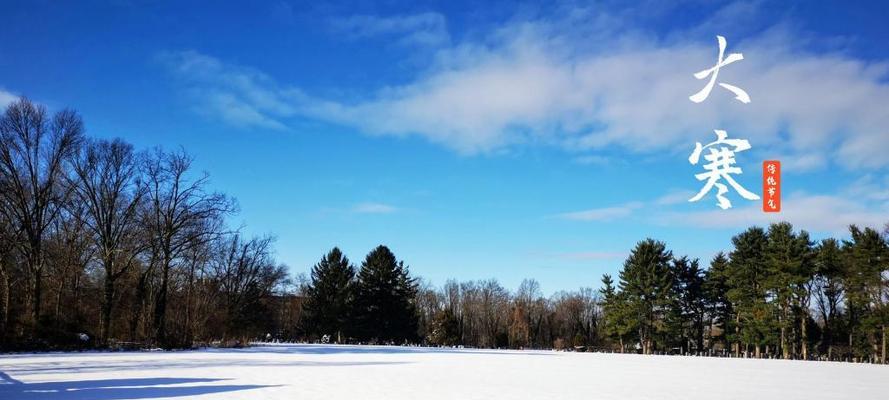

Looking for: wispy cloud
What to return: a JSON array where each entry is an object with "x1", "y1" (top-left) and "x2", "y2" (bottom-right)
[
  {"x1": 0, "y1": 89, "x2": 17, "y2": 109},
  {"x1": 162, "y1": 3, "x2": 889, "y2": 170},
  {"x1": 159, "y1": 50, "x2": 302, "y2": 129},
  {"x1": 557, "y1": 186, "x2": 887, "y2": 233},
  {"x1": 352, "y1": 202, "x2": 399, "y2": 214},
  {"x1": 846, "y1": 174, "x2": 889, "y2": 202},
  {"x1": 658, "y1": 192, "x2": 889, "y2": 234},
  {"x1": 330, "y1": 12, "x2": 450, "y2": 47},
  {"x1": 557, "y1": 201, "x2": 644, "y2": 221},
  {"x1": 654, "y1": 189, "x2": 697, "y2": 206}
]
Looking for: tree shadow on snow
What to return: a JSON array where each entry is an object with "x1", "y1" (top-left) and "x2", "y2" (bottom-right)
[
  {"x1": 2, "y1": 360, "x2": 412, "y2": 375},
  {"x1": 0, "y1": 371, "x2": 275, "y2": 400}
]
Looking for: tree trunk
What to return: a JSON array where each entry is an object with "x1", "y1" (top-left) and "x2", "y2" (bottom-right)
[
  {"x1": 153, "y1": 263, "x2": 170, "y2": 347},
  {"x1": 801, "y1": 315, "x2": 808, "y2": 360},
  {"x1": 0, "y1": 267, "x2": 8, "y2": 341},
  {"x1": 696, "y1": 315, "x2": 705, "y2": 353},
  {"x1": 32, "y1": 265, "x2": 42, "y2": 331},
  {"x1": 72, "y1": 274, "x2": 82, "y2": 322},
  {"x1": 26, "y1": 239, "x2": 44, "y2": 334},
  {"x1": 129, "y1": 304, "x2": 140, "y2": 342},
  {"x1": 184, "y1": 268, "x2": 194, "y2": 347},
  {"x1": 882, "y1": 325, "x2": 886, "y2": 364},
  {"x1": 130, "y1": 268, "x2": 153, "y2": 341},
  {"x1": 54, "y1": 274, "x2": 65, "y2": 320},
  {"x1": 733, "y1": 313, "x2": 741, "y2": 357},
  {"x1": 780, "y1": 303, "x2": 789, "y2": 359},
  {"x1": 101, "y1": 273, "x2": 116, "y2": 346}
]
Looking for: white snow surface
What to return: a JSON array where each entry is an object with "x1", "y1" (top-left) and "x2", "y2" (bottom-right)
[{"x1": 2, "y1": 343, "x2": 888, "y2": 399}]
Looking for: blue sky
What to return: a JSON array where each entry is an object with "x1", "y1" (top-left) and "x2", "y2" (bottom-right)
[{"x1": 1, "y1": 0, "x2": 887, "y2": 294}]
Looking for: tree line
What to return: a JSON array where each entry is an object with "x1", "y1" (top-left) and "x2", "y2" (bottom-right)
[
  {"x1": 2, "y1": 98, "x2": 888, "y2": 364},
  {"x1": 0, "y1": 98, "x2": 290, "y2": 349},
  {"x1": 298, "y1": 225, "x2": 889, "y2": 363},
  {"x1": 598, "y1": 225, "x2": 888, "y2": 363}
]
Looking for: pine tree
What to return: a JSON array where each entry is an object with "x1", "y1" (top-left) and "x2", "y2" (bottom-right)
[
  {"x1": 303, "y1": 247, "x2": 355, "y2": 343},
  {"x1": 617, "y1": 239, "x2": 673, "y2": 354},
  {"x1": 353, "y1": 245, "x2": 419, "y2": 343},
  {"x1": 704, "y1": 252, "x2": 733, "y2": 353},
  {"x1": 599, "y1": 274, "x2": 636, "y2": 353},
  {"x1": 726, "y1": 227, "x2": 771, "y2": 357},
  {"x1": 669, "y1": 256, "x2": 706, "y2": 354},
  {"x1": 764, "y1": 222, "x2": 815, "y2": 359},
  {"x1": 842, "y1": 225, "x2": 888, "y2": 362},
  {"x1": 814, "y1": 238, "x2": 844, "y2": 359}
]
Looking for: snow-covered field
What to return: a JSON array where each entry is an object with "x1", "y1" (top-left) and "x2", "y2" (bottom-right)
[{"x1": 2, "y1": 343, "x2": 888, "y2": 400}]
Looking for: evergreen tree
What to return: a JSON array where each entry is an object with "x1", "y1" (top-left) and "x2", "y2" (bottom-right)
[
  {"x1": 704, "y1": 252, "x2": 733, "y2": 352},
  {"x1": 726, "y1": 227, "x2": 772, "y2": 357},
  {"x1": 599, "y1": 274, "x2": 635, "y2": 352},
  {"x1": 814, "y1": 238, "x2": 844, "y2": 358},
  {"x1": 303, "y1": 247, "x2": 356, "y2": 343},
  {"x1": 353, "y1": 245, "x2": 419, "y2": 343},
  {"x1": 617, "y1": 239, "x2": 673, "y2": 354},
  {"x1": 764, "y1": 222, "x2": 815, "y2": 359},
  {"x1": 669, "y1": 256, "x2": 706, "y2": 354},
  {"x1": 842, "y1": 226, "x2": 888, "y2": 362}
]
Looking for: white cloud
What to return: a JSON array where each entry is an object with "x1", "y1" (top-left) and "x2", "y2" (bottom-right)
[
  {"x1": 163, "y1": 4, "x2": 889, "y2": 170},
  {"x1": 201, "y1": 91, "x2": 288, "y2": 130},
  {"x1": 556, "y1": 190, "x2": 697, "y2": 222},
  {"x1": 318, "y1": 31, "x2": 889, "y2": 166},
  {"x1": 659, "y1": 193, "x2": 889, "y2": 234},
  {"x1": 161, "y1": 50, "x2": 304, "y2": 129},
  {"x1": 654, "y1": 190, "x2": 697, "y2": 206},
  {"x1": 558, "y1": 185, "x2": 887, "y2": 233},
  {"x1": 0, "y1": 89, "x2": 17, "y2": 109},
  {"x1": 846, "y1": 174, "x2": 889, "y2": 202},
  {"x1": 352, "y1": 202, "x2": 398, "y2": 214},
  {"x1": 557, "y1": 201, "x2": 644, "y2": 221},
  {"x1": 330, "y1": 12, "x2": 450, "y2": 47},
  {"x1": 769, "y1": 152, "x2": 827, "y2": 172}
]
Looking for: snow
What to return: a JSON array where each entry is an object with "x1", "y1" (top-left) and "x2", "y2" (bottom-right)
[{"x1": 1, "y1": 343, "x2": 887, "y2": 399}]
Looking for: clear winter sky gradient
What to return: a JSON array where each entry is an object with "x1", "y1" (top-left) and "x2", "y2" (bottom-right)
[{"x1": 1, "y1": 0, "x2": 887, "y2": 294}]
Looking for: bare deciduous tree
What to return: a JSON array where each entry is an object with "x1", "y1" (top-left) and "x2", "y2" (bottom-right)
[
  {"x1": 211, "y1": 233, "x2": 286, "y2": 341},
  {"x1": 143, "y1": 148, "x2": 233, "y2": 346},
  {"x1": 69, "y1": 138, "x2": 146, "y2": 345},
  {"x1": 45, "y1": 201, "x2": 93, "y2": 324},
  {"x1": 0, "y1": 98, "x2": 83, "y2": 331}
]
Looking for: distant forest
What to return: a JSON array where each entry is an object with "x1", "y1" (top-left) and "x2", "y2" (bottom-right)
[{"x1": 1, "y1": 98, "x2": 887, "y2": 364}]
